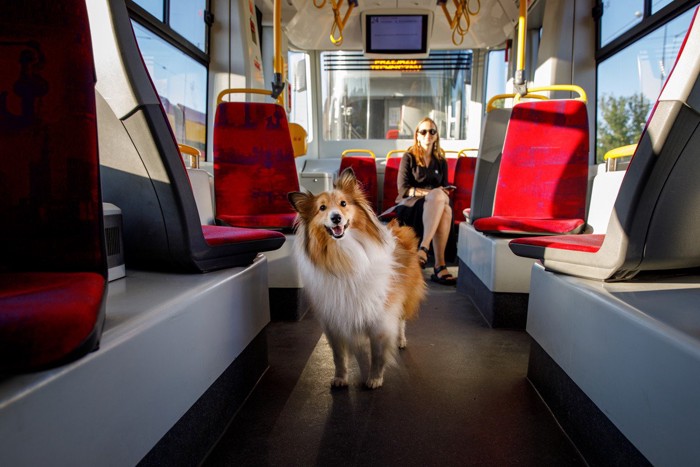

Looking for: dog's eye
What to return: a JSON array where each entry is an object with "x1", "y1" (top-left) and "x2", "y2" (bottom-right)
[
  {"x1": 319, "y1": 204, "x2": 326, "y2": 211},
  {"x1": 340, "y1": 200, "x2": 347, "y2": 207}
]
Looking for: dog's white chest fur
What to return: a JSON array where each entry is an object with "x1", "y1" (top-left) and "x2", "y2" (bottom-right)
[{"x1": 295, "y1": 228, "x2": 399, "y2": 336}]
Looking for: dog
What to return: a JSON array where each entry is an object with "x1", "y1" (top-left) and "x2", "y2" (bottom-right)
[{"x1": 288, "y1": 168, "x2": 426, "y2": 389}]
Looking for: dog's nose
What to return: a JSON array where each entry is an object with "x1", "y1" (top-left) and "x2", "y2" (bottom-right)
[{"x1": 330, "y1": 212, "x2": 342, "y2": 225}]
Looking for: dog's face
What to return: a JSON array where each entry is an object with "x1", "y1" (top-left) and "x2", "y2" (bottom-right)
[{"x1": 288, "y1": 168, "x2": 363, "y2": 240}]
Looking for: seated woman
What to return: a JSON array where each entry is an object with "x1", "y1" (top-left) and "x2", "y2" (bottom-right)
[{"x1": 394, "y1": 118, "x2": 456, "y2": 286}]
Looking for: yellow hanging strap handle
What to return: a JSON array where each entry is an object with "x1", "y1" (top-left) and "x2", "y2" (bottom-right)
[
  {"x1": 178, "y1": 143, "x2": 202, "y2": 169},
  {"x1": 438, "y1": 0, "x2": 481, "y2": 46},
  {"x1": 342, "y1": 149, "x2": 376, "y2": 158},
  {"x1": 486, "y1": 92, "x2": 548, "y2": 112},
  {"x1": 515, "y1": 85, "x2": 587, "y2": 104},
  {"x1": 329, "y1": 0, "x2": 357, "y2": 46}
]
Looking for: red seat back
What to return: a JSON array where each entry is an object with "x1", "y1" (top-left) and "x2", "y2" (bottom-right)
[
  {"x1": 214, "y1": 102, "x2": 300, "y2": 228},
  {"x1": 382, "y1": 156, "x2": 403, "y2": 214},
  {"x1": 446, "y1": 157, "x2": 459, "y2": 185},
  {"x1": 473, "y1": 99, "x2": 589, "y2": 235},
  {"x1": 339, "y1": 156, "x2": 378, "y2": 211},
  {"x1": 0, "y1": 1, "x2": 105, "y2": 274},
  {"x1": 494, "y1": 100, "x2": 589, "y2": 220},
  {"x1": 452, "y1": 157, "x2": 477, "y2": 224}
]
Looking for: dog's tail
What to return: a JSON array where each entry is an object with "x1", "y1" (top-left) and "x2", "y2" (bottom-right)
[{"x1": 387, "y1": 219, "x2": 426, "y2": 321}]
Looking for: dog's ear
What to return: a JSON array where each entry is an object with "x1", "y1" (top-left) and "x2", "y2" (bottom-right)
[
  {"x1": 336, "y1": 167, "x2": 357, "y2": 192},
  {"x1": 288, "y1": 191, "x2": 312, "y2": 213}
]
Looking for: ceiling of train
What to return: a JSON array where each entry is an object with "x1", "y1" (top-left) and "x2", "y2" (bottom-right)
[{"x1": 258, "y1": 0, "x2": 523, "y2": 51}]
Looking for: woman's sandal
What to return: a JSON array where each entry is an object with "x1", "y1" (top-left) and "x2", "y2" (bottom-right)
[
  {"x1": 431, "y1": 265, "x2": 457, "y2": 286},
  {"x1": 417, "y1": 246, "x2": 430, "y2": 269}
]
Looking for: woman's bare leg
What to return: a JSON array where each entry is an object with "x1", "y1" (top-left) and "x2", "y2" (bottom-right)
[
  {"x1": 431, "y1": 206, "x2": 453, "y2": 275},
  {"x1": 420, "y1": 189, "x2": 451, "y2": 256}
]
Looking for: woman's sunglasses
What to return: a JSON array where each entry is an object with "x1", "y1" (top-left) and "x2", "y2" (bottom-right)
[{"x1": 418, "y1": 129, "x2": 437, "y2": 136}]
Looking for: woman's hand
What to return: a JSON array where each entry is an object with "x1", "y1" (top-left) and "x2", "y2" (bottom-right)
[{"x1": 412, "y1": 187, "x2": 431, "y2": 197}]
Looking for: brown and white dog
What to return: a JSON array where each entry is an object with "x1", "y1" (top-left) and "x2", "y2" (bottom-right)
[{"x1": 288, "y1": 168, "x2": 426, "y2": 389}]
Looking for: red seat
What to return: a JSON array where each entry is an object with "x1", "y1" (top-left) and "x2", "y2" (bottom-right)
[
  {"x1": 381, "y1": 154, "x2": 403, "y2": 217},
  {"x1": 339, "y1": 155, "x2": 378, "y2": 212},
  {"x1": 95, "y1": 2, "x2": 285, "y2": 272},
  {"x1": 510, "y1": 7, "x2": 700, "y2": 280},
  {"x1": 452, "y1": 156, "x2": 477, "y2": 224},
  {"x1": 214, "y1": 102, "x2": 300, "y2": 229},
  {"x1": 472, "y1": 99, "x2": 589, "y2": 236},
  {"x1": 0, "y1": 0, "x2": 106, "y2": 372}
]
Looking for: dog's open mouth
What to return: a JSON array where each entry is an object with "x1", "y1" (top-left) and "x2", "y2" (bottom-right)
[{"x1": 326, "y1": 222, "x2": 350, "y2": 239}]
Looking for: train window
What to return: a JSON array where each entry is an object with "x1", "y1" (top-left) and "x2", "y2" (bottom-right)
[
  {"x1": 652, "y1": 0, "x2": 674, "y2": 13},
  {"x1": 170, "y1": 0, "x2": 208, "y2": 52},
  {"x1": 320, "y1": 51, "x2": 471, "y2": 141},
  {"x1": 596, "y1": 7, "x2": 694, "y2": 162},
  {"x1": 132, "y1": 21, "x2": 208, "y2": 154},
  {"x1": 484, "y1": 49, "x2": 508, "y2": 109},
  {"x1": 288, "y1": 51, "x2": 313, "y2": 143},
  {"x1": 133, "y1": 0, "x2": 163, "y2": 21},
  {"x1": 600, "y1": 0, "x2": 645, "y2": 47}
]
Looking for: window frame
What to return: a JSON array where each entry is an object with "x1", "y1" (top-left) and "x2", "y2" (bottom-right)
[
  {"x1": 596, "y1": 0, "x2": 699, "y2": 62},
  {"x1": 126, "y1": 0, "x2": 212, "y2": 159}
]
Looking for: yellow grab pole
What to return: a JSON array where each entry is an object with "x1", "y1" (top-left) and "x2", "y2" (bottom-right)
[
  {"x1": 515, "y1": 0, "x2": 527, "y2": 91},
  {"x1": 271, "y1": 0, "x2": 285, "y2": 101}
]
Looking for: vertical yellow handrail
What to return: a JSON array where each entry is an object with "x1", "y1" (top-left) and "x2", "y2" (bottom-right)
[
  {"x1": 515, "y1": 0, "x2": 527, "y2": 92},
  {"x1": 271, "y1": 0, "x2": 285, "y2": 100}
]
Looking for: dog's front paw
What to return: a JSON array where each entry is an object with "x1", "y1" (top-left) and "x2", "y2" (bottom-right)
[
  {"x1": 398, "y1": 336, "x2": 407, "y2": 349},
  {"x1": 331, "y1": 376, "x2": 348, "y2": 388},
  {"x1": 365, "y1": 376, "x2": 384, "y2": 389}
]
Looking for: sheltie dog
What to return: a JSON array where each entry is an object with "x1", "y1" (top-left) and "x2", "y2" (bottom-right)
[{"x1": 288, "y1": 168, "x2": 426, "y2": 389}]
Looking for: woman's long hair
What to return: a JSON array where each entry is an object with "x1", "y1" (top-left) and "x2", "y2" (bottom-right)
[{"x1": 409, "y1": 117, "x2": 445, "y2": 167}]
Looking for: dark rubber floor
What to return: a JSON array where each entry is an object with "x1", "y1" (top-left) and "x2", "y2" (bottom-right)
[{"x1": 203, "y1": 268, "x2": 585, "y2": 466}]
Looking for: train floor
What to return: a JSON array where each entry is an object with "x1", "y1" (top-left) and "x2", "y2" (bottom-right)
[{"x1": 203, "y1": 265, "x2": 586, "y2": 466}]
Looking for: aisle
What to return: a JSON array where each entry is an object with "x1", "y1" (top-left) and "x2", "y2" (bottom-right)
[{"x1": 204, "y1": 277, "x2": 584, "y2": 466}]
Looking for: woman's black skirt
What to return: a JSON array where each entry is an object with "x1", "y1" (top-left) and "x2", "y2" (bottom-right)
[{"x1": 395, "y1": 197, "x2": 426, "y2": 239}]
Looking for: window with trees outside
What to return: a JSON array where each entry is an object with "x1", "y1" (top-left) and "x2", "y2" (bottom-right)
[{"x1": 596, "y1": 5, "x2": 695, "y2": 163}]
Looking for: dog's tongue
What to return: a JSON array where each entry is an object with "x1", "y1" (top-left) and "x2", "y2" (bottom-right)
[{"x1": 332, "y1": 225, "x2": 344, "y2": 237}]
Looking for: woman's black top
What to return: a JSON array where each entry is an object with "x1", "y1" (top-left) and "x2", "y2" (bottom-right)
[{"x1": 396, "y1": 151, "x2": 449, "y2": 202}]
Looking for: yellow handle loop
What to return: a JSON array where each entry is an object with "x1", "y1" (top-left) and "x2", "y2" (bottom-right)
[
  {"x1": 515, "y1": 85, "x2": 587, "y2": 104},
  {"x1": 486, "y1": 93, "x2": 548, "y2": 112},
  {"x1": 342, "y1": 149, "x2": 376, "y2": 158},
  {"x1": 178, "y1": 143, "x2": 202, "y2": 169},
  {"x1": 386, "y1": 149, "x2": 405, "y2": 159},
  {"x1": 216, "y1": 88, "x2": 274, "y2": 105}
]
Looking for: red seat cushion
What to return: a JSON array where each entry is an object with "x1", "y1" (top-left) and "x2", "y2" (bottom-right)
[
  {"x1": 511, "y1": 233, "x2": 604, "y2": 253},
  {"x1": 0, "y1": 272, "x2": 106, "y2": 371},
  {"x1": 202, "y1": 224, "x2": 286, "y2": 246},
  {"x1": 509, "y1": 234, "x2": 605, "y2": 260},
  {"x1": 473, "y1": 216, "x2": 586, "y2": 236},
  {"x1": 340, "y1": 157, "x2": 378, "y2": 211},
  {"x1": 213, "y1": 102, "x2": 300, "y2": 229}
]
